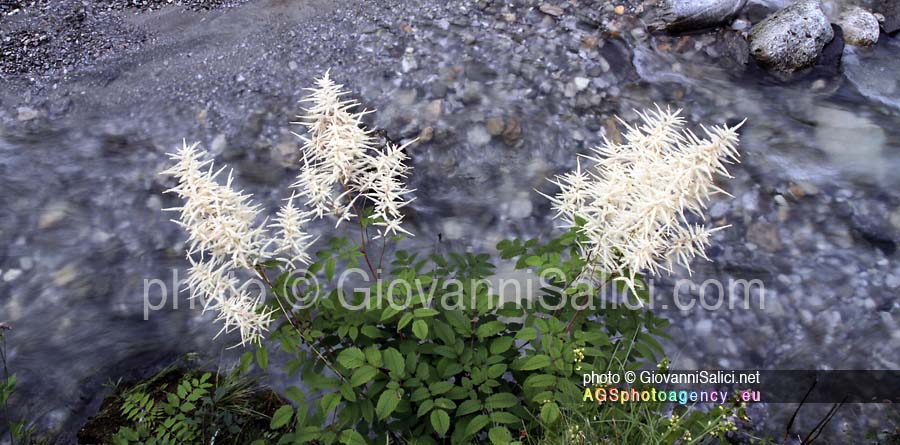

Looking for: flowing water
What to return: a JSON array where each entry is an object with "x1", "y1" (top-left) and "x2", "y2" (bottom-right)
[{"x1": 0, "y1": 0, "x2": 898, "y2": 441}]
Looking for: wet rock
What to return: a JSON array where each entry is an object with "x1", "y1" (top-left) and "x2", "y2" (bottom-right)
[
  {"x1": 746, "y1": 220, "x2": 782, "y2": 252},
  {"x1": 501, "y1": 118, "x2": 522, "y2": 145},
  {"x1": 539, "y1": 4, "x2": 564, "y2": 17},
  {"x1": 466, "y1": 125, "x2": 491, "y2": 147},
  {"x1": 838, "y1": 7, "x2": 879, "y2": 46},
  {"x1": 2, "y1": 269, "x2": 22, "y2": 282},
  {"x1": 875, "y1": 0, "x2": 900, "y2": 34},
  {"x1": 16, "y1": 106, "x2": 39, "y2": 121},
  {"x1": 39, "y1": 201, "x2": 70, "y2": 229},
  {"x1": 485, "y1": 117, "x2": 505, "y2": 136},
  {"x1": 652, "y1": 0, "x2": 747, "y2": 32},
  {"x1": 749, "y1": 0, "x2": 834, "y2": 72}
]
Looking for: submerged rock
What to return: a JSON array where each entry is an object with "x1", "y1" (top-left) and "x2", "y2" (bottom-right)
[
  {"x1": 839, "y1": 7, "x2": 880, "y2": 46},
  {"x1": 749, "y1": 0, "x2": 834, "y2": 72},
  {"x1": 875, "y1": 0, "x2": 900, "y2": 34},
  {"x1": 651, "y1": 0, "x2": 748, "y2": 32}
]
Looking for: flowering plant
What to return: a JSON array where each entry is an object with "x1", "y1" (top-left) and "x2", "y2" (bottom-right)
[{"x1": 158, "y1": 73, "x2": 745, "y2": 444}]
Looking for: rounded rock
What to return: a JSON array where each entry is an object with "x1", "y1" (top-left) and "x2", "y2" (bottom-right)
[
  {"x1": 839, "y1": 7, "x2": 880, "y2": 47},
  {"x1": 749, "y1": 0, "x2": 834, "y2": 72}
]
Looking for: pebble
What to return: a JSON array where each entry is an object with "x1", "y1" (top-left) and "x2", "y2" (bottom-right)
[
  {"x1": 839, "y1": 7, "x2": 880, "y2": 46},
  {"x1": 485, "y1": 117, "x2": 505, "y2": 136},
  {"x1": 39, "y1": 201, "x2": 70, "y2": 229},
  {"x1": 3, "y1": 269, "x2": 22, "y2": 282},
  {"x1": 573, "y1": 76, "x2": 590, "y2": 91},
  {"x1": 466, "y1": 125, "x2": 491, "y2": 146},
  {"x1": 16, "y1": 106, "x2": 39, "y2": 121},
  {"x1": 539, "y1": 4, "x2": 564, "y2": 17}
]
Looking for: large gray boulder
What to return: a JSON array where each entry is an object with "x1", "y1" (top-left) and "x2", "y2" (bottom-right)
[
  {"x1": 653, "y1": 0, "x2": 748, "y2": 32},
  {"x1": 749, "y1": 0, "x2": 834, "y2": 72}
]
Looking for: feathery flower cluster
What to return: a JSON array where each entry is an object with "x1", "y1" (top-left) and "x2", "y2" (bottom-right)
[
  {"x1": 161, "y1": 141, "x2": 278, "y2": 346},
  {"x1": 161, "y1": 72, "x2": 415, "y2": 345},
  {"x1": 292, "y1": 72, "x2": 415, "y2": 236},
  {"x1": 544, "y1": 106, "x2": 743, "y2": 290}
]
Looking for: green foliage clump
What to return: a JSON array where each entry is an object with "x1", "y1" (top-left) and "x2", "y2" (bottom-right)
[
  {"x1": 108, "y1": 366, "x2": 281, "y2": 445},
  {"x1": 244, "y1": 220, "x2": 735, "y2": 444}
]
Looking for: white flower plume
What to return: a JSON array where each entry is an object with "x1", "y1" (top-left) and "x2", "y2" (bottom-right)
[
  {"x1": 291, "y1": 71, "x2": 415, "y2": 236},
  {"x1": 360, "y1": 141, "x2": 416, "y2": 237},
  {"x1": 161, "y1": 140, "x2": 274, "y2": 346},
  {"x1": 544, "y1": 106, "x2": 743, "y2": 289},
  {"x1": 292, "y1": 72, "x2": 375, "y2": 222},
  {"x1": 270, "y1": 194, "x2": 316, "y2": 267}
]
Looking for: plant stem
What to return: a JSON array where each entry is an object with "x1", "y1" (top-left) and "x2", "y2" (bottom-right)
[{"x1": 254, "y1": 265, "x2": 347, "y2": 384}]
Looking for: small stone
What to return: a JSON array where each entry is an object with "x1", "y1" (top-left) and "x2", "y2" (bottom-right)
[
  {"x1": 746, "y1": 220, "x2": 783, "y2": 252},
  {"x1": 39, "y1": 201, "x2": 70, "y2": 229},
  {"x1": 424, "y1": 99, "x2": 442, "y2": 122},
  {"x1": 3, "y1": 269, "x2": 22, "y2": 282},
  {"x1": 709, "y1": 201, "x2": 730, "y2": 219},
  {"x1": 462, "y1": 32, "x2": 477, "y2": 45},
  {"x1": 53, "y1": 264, "x2": 78, "y2": 287},
  {"x1": 436, "y1": 18, "x2": 450, "y2": 30},
  {"x1": 614, "y1": 5, "x2": 625, "y2": 15},
  {"x1": 839, "y1": 7, "x2": 880, "y2": 46},
  {"x1": 501, "y1": 118, "x2": 522, "y2": 145},
  {"x1": 467, "y1": 126, "x2": 491, "y2": 147},
  {"x1": 486, "y1": 117, "x2": 505, "y2": 136},
  {"x1": 418, "y1": 126, "x2": 434, "y2": 142},
  {"x1": 16, "y1": 106, "x2": 38, "y2": 121},
  {"x1": 695, "y1": 319, "x2": 713, "y2": 335},
  {"x1": 573, "y1": 76, "x2": 590, "y2": 91},
  {"x1": 539, "y1": 4, "x2": 564, "y2": 17},
  {"x1": 210, "y1": 133, "x2": 227, "y2": 155},
  {"x1": 288, "y1": 61, "x2": 298, "y2": 70}
]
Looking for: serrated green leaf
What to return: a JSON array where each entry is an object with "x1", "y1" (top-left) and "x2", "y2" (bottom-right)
[
  {"x1": 337, "y1": 348, "x2": 366, "y2": 369},
  {"x1": 430, "y1": 409, "x2": 450, "y2": 436},
  {"x1": 270, "y1": 405, "x2": 294, "y2": 429},
  {"x1": 412, "y1": 320, "x2": 428, "y2": 340},
  {"x1": 350, "y1": 365, "x2": 378, "y2": 387},
  {"x1": 489, "y1": 426, "x2": 513, "y2": 444}
]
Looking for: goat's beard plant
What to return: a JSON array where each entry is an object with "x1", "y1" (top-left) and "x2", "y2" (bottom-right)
[{"x1": 159, "y1": 73, "x2": 746, "y2": 444}]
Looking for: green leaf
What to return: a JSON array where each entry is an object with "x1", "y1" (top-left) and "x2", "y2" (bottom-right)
[
  {"x1": 417, "y1": 399, "x2": 435, "y2": 417},
  {"x1": 337, "y1": 348, "x2": 366, "y2": 369},
  {"x1": 375, "y1": 389, "x2": 401, "y2": 420},
  {"x1": 476, "y1": 321, "x2": 505, "y2": 338},
  {"x1": 429, "y1": 381, "x2": 453, "y2": 395},
  {"x1": 515, "y1": 327, "x2": 538, "y2": 341},
  {"x1": 413, "y1": 308, "x2": 439, "y2": 318},
  {"x1": 488, "y1": 426, "x2": 513, "y2": 445},
  {"x1": 270, "y1": 405, "x2": 294, "y2": 429},
  {"x1": 516, "y1": 354, "x2": 551, "y2": 371},
  {"x1": 325, "y1": 258, "x2": 336, "y2": 282},
  {"x1": 489, "y1": 337, "x2": 514, "y2": 354},
  {"x1": 383, "y1": 348, "x2": 405, "y2": 377},
  {"x1": 456, "y1": 399, "x2": 481, "y2": 416},
  {"x1": 541, "y1": 402, "x2": 560, "y2": 425},
  {"x1": 364, "y1": 346, "x2": 383, "y2": 368},
  {"x1": 525, "y1": 255, "x2": 543, "y2": 266},
  {"x1": 398, "y1": 313, "x2": 414, "y2": 330},
  {"x1": 256, "y1": 346, "x2": 269, "y2": 370},
  {"x1": 351, "y1": 365, "x2": 378, "y2": 387},
  {"x1": 339, "y1": 430, "x2": 366, "y2": 445},
  {"x1": 484, "y1": 393, "x2": 518, "y2": 410},
  {"x1": 412, "y1": 320, "x2": 429, "y2": 340},
  {"x1": 430, "y1": 409, "x2": 450, "y2": 437},
  {"x1": 464, "y1": 414, "x2": 490, "y2": 438}
]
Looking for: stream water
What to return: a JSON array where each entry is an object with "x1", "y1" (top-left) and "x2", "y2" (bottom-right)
[{"x1": 0, "y1": 0, "x2": 898, "y2": 441}]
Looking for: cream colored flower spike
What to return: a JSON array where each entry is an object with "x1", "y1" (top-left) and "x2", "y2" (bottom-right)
[{"x1": 545, "y1": 106, "x2": 743, "y2": 291}]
